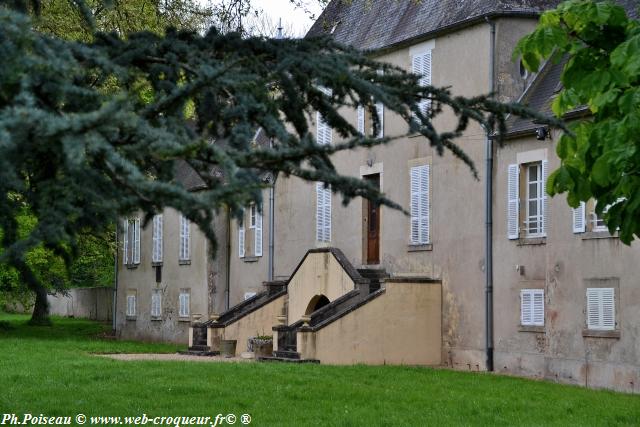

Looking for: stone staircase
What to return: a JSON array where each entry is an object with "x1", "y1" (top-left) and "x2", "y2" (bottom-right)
[
  {"x1": 259, "y1": 266, "x2": 389, "y2": 363},
  {"x1": 179, "y1": 323, "x2": 218, "y2": 356}
]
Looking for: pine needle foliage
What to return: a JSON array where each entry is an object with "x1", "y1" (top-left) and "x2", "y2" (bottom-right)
[{"x1": 0, "y1": 0, "x2": 559, "y2": 322}]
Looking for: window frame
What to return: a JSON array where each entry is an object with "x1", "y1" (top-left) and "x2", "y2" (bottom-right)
[
  {"x1": 520, "y1": 289, "x2": 544, "y2": 327},
  {"x1": 586, "y1": 287, "x2": 616, "y2": 331},
  {"x1": 524, "y1": 162, "x2": 544, "y2": 238},
  {"x1": 178, "y1": 290, "x2": 190, "y2": 318},
  {"x1": 151, "y1": 289, "x2": 162, "y2": 318},
  {"x1": 126, "y1": 291, "x2": 137, "y2": 318}
]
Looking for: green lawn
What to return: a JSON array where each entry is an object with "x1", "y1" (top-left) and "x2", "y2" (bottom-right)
[{"x1": 1, "y1": 314, "x2": 639, "y2": 426}]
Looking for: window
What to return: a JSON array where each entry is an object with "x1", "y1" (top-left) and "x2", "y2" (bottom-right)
[
  {"x1": 410, "y1": 165, "x2": 430, "y2": 245},
  {"x1": 126, "y1": 291, "x2": 136, "y2": 317},
  {"x1": 520, "y1": 289, "x2": 544, "y2": 326},
  {"x1": 357, "y1": 71, "x2": 385, "y2": 139},
  {"x1": 152, "y1": 215, "x2": 163, "y2": 263},
  {"x1": 412, "y1": 50, "x2": 432, "y2": 116},
  {"x1": 179, "y1": 290, "x2": 190, "y2": 318},
  {"x1": 507, "y1": 160, "x2": 548, "y2": 239},
  {"x1": 249, "y1": 204, "x2": 257, "y2": 228},
  {"x1": 573, "y1": 199, "x2": 623, "y2": 234},
  {"x1": 122, "y1": 218, "x2": 141, "y2": 266},
  {"x1": 586, "y1": 288, "x2": 615, "y2": 331},
  {"x1": 525, "y1": 163, "x2": 544, "y2": 237},
  {"x1": 179, "y1": 214, "x2": 190, "y2": 261},
  {"x1": 151, "y1": 290, "x2": 162, "y2": 318},
  {"x1": 317, "y1": 87, "x2": 332, "y2": 146},
  {"x1": 356, "y1": 104, "x2": 384, "y2": 139},
  {"x1": 316, "y1": 183, "x2": 331, "y2": 242}
]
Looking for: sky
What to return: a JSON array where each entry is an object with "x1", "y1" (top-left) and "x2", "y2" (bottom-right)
[{"x1": 204, "y1": 1, "x2": 325, "y2": 37}]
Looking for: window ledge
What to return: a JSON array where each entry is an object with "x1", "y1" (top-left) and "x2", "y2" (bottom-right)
[
  {"x1": 242, "y1": 256, "x2": 260, "y2": 263},
  {"x1": 582, "y1": 329, "x2": 620, "y2": 339},
  {"x1": 151, "y1": 262, "x2": 163, "y2": 267},
  {"x1": 581, "y1": 231, "x2": 617, "y2": 240},
  {"x1": 519, "y1": 325, "x2": 545, "y2": 333},
  {"x1": 151, "y1": 317, "x2": 162, "y2": 322},
  {"x1": 517, "y1": 237, "x2": 546, "y2": 246},
  {"x1": 125, "y1": 264, "x2": 139, "y2": 270},
  {"x1": 408, "y1": 244, "x2": 433, "y2": 252},
  {"x1": 178, "y1": 317, "x2": 191, "y2": 322},
  {"x1": 178, "y1": 259, "x2": 191, "y2": 265},
  {"x1": 126, "y1": 316, "x2": 137, "y2": 321}
]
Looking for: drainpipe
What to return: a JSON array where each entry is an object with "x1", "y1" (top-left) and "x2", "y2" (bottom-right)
[
  {"x1": 484, "y1": 16, "x2": 496, "y2": 372},
  {"x1": 225, "y1": 206, "x2": 231, "y2": 310},
  {"x1": 112, "y1": 220, "x2": 118, "y2": 332},
  {"x1": 268, "y1": 137, "x2": 276, "y2": 282}
]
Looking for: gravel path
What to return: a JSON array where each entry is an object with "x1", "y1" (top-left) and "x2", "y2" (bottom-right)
[{"x1": 97, "y1": 353, "x2": 252, "y2": 363}]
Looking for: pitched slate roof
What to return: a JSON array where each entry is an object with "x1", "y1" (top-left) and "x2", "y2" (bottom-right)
[
  {"x1": 307, "y1": 0, "x2": 560, "y2": 51},
  {"x1": 504, "y1": 0, "x2": 638, "y2": 138}
]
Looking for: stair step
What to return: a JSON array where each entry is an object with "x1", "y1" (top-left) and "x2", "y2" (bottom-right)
[
  {"x1": 189, "y1": 345, "x2": 211, "y2": 352},
  {"x1": 357, "y1": 269, "x2": 389, "y2": 279},
  {"x1": 274, "y1": 350, "x2": 300, "y2": 359},
  {"x1": 257, "y1": 356, "x2": 320, "y2": 364},
  {"x1": 178, "y1": 350, "x2": 220, "y2": 357}
]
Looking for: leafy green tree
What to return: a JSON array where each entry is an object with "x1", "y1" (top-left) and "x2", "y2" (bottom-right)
[
  {"x1": 515, "y1": 0, "x2": 640, "y2": 243},
  {"x1": 0, "y1": 0, "x2": 552, "y2": 324}
]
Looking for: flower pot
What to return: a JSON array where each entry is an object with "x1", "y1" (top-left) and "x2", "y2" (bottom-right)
[{"x1": 253, "y1": 341, "x2": 273, "y2": 359}]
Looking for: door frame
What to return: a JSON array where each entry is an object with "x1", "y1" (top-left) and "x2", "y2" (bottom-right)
[{"x1": 360, "y1": 163, "x2": 383, "y2": 266}]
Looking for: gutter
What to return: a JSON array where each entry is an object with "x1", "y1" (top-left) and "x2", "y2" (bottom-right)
[
  {"x1": 225, "y1": 206, "x2": 231, "y2": 310},
  {"x1": 268, "y1": 138, "x2": 276, "y2": 282},
  {"x1": 484, "y1": 16, "x2": 495, "y2": 373},
  {"x1": 112, "y1": 220, "x2": 118, "y2": 332}
]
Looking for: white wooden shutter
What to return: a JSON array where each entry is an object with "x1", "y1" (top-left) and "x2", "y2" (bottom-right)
[
  {"x1": 357, "y1": 105, "x2": 365, "y2": 135},
  {"x1": 520, "y1": 290, "x2": 532, "y2": 325},
  {"x1": 122, "y1": 219, "x2": 129, "y2": 265},
  {"x1": 532, "y1": 289, "x2": 544, "y2": 326},
  {"x1": 324, "y1": 185, "x2": 331, "y2": 242},
  {"x1": 376, "y1": 69, "x2": 384, "y2": 138},
  {"x1": 238, "y1": 221, "x2": 245, "y2": 258},
  {"x1": 133, "y1": 218, "x2": 141, "y2": 264},
  {"x1": 410, "y1": 165, "x2": 430, "y2": 244},
  {"x1": 412, "y1": 51, "x2": 432, "y2": 115},
  {"x1": 179, "y1": 215, "x2": 190, "y2": 260},
  {"x1": 316, "y1": 87, "x2": 332, "y2": 146},
  {"x1": 507, "y1": 164, "x2": 520, "y2": 240},
  {"x1": 376, "y1": 102, "x2": 384, "y2": 138},
  {"x1": 542, "y1": 160, "x2": 549, "y2": 236},
  {"x1": 316, "y1": 183, "x2": 331, "y2": 242},
  {"x1": 587, "y1": 288, "x2": 615, "y2": 330},
  {"x1": 254, "y1": 205, "x2": 263, "y2": 257},
  {"x1": 152, "y1": 215, "x2": 163, "y2": 263},
  {"x1": 573, "y1": 202, "x2": 586, "y2": 233}
]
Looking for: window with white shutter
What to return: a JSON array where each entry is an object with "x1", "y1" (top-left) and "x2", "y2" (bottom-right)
[
  {"x1": 412, "y1": 51, "x2": 432, "y2": 116},
  {"x1": 123, "y1": 218, "x2": 141, "y2": 265},
  {"x1": 179, "y1": 214, "x2": 190, "y2": 261},
  {"x1": 152, "y1": 215, "x2": 163, "y2": 263},
  {"x1": 525, "y1": 162, "x2": 544, "y2": 237},
  {"x1": 507, "y1": 164, "x2": 520, "y2": 240},
  {"x1": 126, "y1": 292, "x2": 136, "y2": 317},
  {"x1": 316, "y1": 183, "x2": 331, "y2": 242},
  {"x1": 249, "y1": 204, "x2": 257, "y2": 228},
  {"x1": 586, "y1": 288, "x2": 615, "y2": 331},
  {"x1": 179, "y1": 290, "x2": 190, "y2": 318},
  {"x1": 151, "y1": 290, "x2": 162, "y2": 318},
  {"x1": 520, "y1": 289, "x2": 544, "y2": 326},
  {"x1": 410, "y1": 165, "x2": 430, "y2": 244},
  {"x1": 573, "y1": 202, "x2": 586, "y2": 233},
  {"x1": 375, "y1": 69, "x2": 384, "y2": 138},
  {"x1": 254, "y1": 204, "x2": 263, "y2": 257}
]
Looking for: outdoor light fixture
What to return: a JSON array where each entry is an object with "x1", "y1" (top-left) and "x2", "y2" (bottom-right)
[{"x1": 535, "y1": 126, "x2": 550, "y2": 141}]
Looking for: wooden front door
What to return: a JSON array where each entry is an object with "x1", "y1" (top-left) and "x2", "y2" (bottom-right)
[{"x1": 365, "y1": 174, "x2": 380, "y2": 265}]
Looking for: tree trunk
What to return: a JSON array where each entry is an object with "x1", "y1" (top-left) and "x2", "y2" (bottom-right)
[{"x1": 30, "y1": 284, "x2": 51, "y2": 326}]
